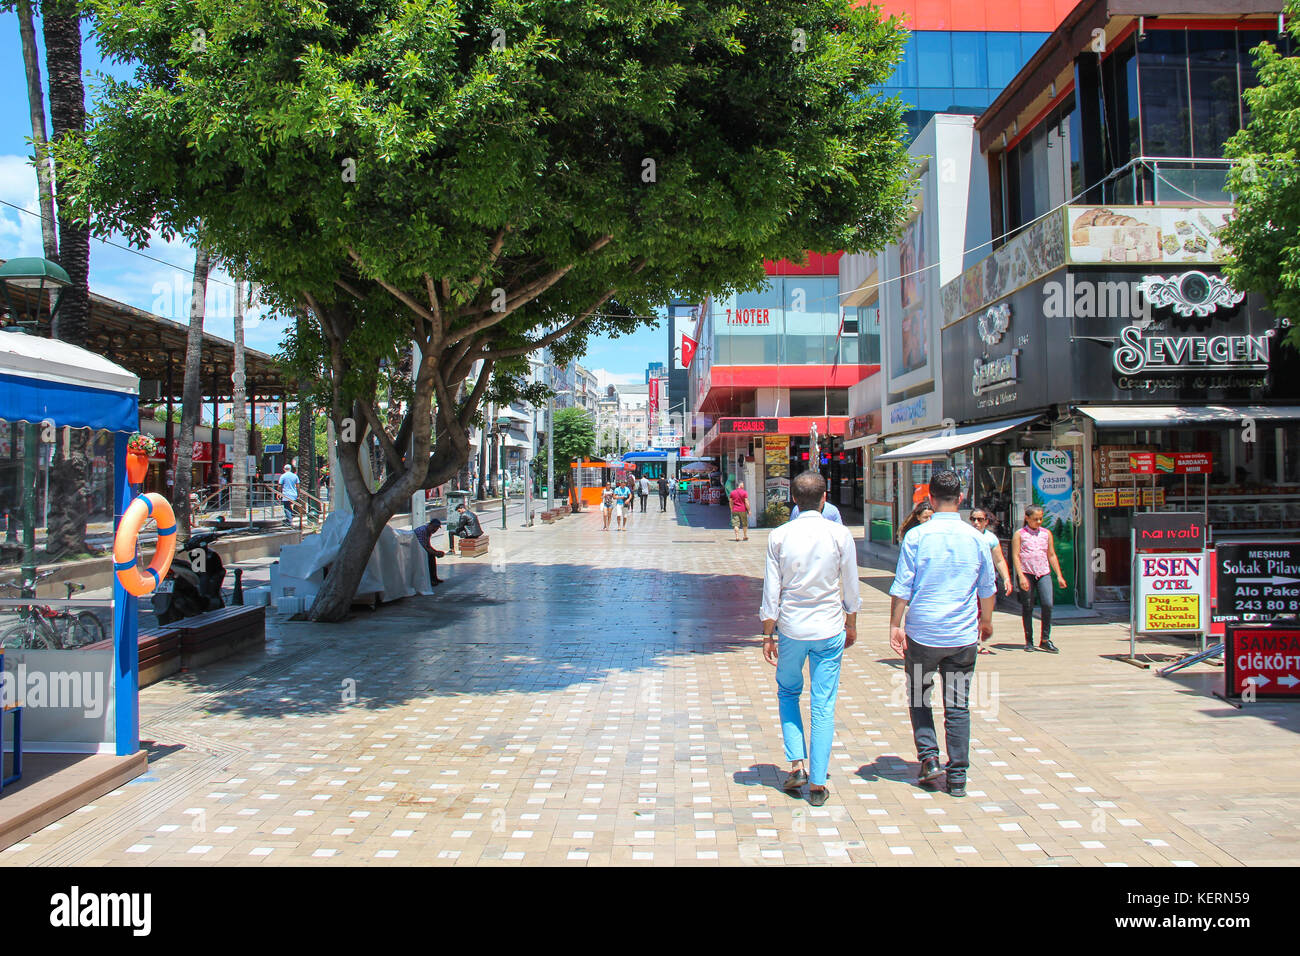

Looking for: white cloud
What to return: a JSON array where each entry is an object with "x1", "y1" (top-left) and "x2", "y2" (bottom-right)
[
  {"x1": 0, "y1": 154, "x2": 46, "y2": 259},
  {"x1": 590, "y1": 368, "x2": 642, "y2": 389}
]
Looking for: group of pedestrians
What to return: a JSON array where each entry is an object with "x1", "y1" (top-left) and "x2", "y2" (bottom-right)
[
  {"x1": 600, "y1": 474, "x2": 673, "y2": 530},
  {"x1": 759, "y1": 468, "x2": 1067, "y2": 805}
]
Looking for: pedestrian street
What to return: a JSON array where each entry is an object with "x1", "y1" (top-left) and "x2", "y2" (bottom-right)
[{"x1": 5, "y1": 500, "x2": 1297, "y2": 866}]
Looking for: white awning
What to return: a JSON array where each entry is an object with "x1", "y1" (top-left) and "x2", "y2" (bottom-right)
[
  {"x1": 873, "y1": 415, "x2": 1038, "y2": 463},
  {"x1": 1079, "y1": 405, "x2": 1300, "y2": 429}
]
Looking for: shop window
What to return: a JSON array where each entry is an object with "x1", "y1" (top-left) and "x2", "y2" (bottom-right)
[
  {"x1": 1188, "y1": 30, "x2": 1241, "y2": 158},
  {"x1": 1239, "y1": 30, "x2": 1275, "y2": 126},
  {"x1": 1139, "y1": 30, "x2": 1191, "y2": 159}
]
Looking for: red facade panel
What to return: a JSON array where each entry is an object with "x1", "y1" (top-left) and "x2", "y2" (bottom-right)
[
  {"x1": 861, "y1": 0, "x2": 1075, "y2": 31},
  {"x1": 762, "y1": 252, "x2": 844, "y2": 276}
]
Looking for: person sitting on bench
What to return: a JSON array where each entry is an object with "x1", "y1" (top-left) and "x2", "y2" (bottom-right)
[
  {"x1": 413, "y1": 518, "x2": 446, "y2": 586},
  {"x1": 447, "y1": 503, "x2": 483, "y2": 551}
]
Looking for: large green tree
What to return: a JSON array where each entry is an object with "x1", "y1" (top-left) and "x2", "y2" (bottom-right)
[
  {"x1": 63, "y1": 0, "x2": 914, "y2": 620},
  {"x1": 1222, "y1": 2, "x2": 1300, "y2": 349}
]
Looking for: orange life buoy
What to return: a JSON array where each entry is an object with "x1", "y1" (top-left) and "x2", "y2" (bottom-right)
[{"x1": 113, "y1": 493, "x2": 177, "y2": 597}]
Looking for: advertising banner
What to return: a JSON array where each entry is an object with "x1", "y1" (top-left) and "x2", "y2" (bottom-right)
[
  {"x1": 1031, "y1": 450, "x2": 1077, "y2": 606},
  {"x1": 1215, "y1": 542, "x2": 1300, "y2": 622},
  {"x1": 1066, "y1": 205, "x2": 1233, "y2": 265},
  {"x1": 1136, "y1": 551, "x2": 1207, "y2": 633},
  {"x1": 1224, "y1": 624, "x2": 1300, "y2": 699},
  {"x1": 764, "y1": 436, "x2": 790, "y2": 480}
]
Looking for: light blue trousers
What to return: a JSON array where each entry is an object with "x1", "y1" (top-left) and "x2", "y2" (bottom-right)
[{"x1": 775, "y1": 631, "x2": 845, "y2": 786}]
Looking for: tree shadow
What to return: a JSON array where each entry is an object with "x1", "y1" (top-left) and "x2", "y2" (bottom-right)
[{"x1": 140, "y1": 559, "x2": 768, "y2": 723}]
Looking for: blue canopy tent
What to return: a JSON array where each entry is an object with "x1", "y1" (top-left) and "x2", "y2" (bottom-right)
[{"x1": 0, "y1": 330, "x2": 141, "y2": 756}]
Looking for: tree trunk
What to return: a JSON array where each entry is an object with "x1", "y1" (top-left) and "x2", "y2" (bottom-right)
[
  {"x1": 231, "y1": 280, "x2": 248, "y2": 520},
  {"x1": 18, "y1": 0, "x2": 57, "y2": 261},
  {"x1": 40, "y1": 1, "x2": 93, "y2": 559},
  {"x1": 175, "y1": 247, "x2": 210, "y2": 539}
]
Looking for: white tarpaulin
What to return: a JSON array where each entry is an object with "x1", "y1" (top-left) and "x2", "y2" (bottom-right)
[{"x1": 275, "y1": 512, "x2": 431, "y2": 605}]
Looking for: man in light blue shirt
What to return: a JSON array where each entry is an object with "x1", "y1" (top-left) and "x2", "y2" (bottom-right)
[
  {"x1": 788, "y1": 499, "x2": 842, "y2": 524},
  {"x1": 889, "y1": 470, "x2": 995, "y2": 798},
  {"x1": 278, "y1": 464, "x2": 299, "y2": 525}
]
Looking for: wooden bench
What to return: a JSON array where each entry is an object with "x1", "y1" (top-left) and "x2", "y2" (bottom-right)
[
  {"x1": 456, "y1": 535, "x2": 490, "y2": 557},
  {"x1": 162, "y1": 605, "x2": 266, "y2": 670},
  {"x1": 80, "y1": 628, "x2": 182, "y2": 688}
]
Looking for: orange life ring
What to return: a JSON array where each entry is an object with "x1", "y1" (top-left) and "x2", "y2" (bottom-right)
[{"x1": 113, "y1": 493, "x2": 177, "y2": 597}]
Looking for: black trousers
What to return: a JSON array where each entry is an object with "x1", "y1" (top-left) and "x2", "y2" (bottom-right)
[
  {"x1": 425, "y1": 550, "x2": 440, "y2": 584},
  {"x1": 639, "y1": 494, "x2": 647, "y2": 512},
  {"x1": 659, "y1": 493, "x2": 668, "y2": 511}
]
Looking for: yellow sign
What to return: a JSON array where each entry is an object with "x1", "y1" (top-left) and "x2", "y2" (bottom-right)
[
  {"x1": 1093, "y1": 488, "x2": 1117, "y2": 507},
  {"x1": 1100, "y1": 487, "x2": 1166, "y2": 508},
  {"x1": 1143, "y1": 594, "x2": 1200, "y2": 631},
  {"x1": 763, "y1": 436, "x2": 788, "y2": 454}
]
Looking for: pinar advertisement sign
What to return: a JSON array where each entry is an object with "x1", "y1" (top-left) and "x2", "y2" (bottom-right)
[
  {"x1": 1225, "y1": 625, "x2": 1300, "y2": 699},
  {"x1": 1136, "y1": 552, "x2": 1207, "y2": 633}
]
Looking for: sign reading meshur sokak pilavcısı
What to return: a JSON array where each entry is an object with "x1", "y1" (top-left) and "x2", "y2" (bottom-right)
[{"x1": 941, "y1": 266, "x2": 1284, "y2": 423}]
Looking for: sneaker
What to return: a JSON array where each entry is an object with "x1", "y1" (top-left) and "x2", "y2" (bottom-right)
[
  {"x1": 1039, "y1": 639, "x2": 1060, "y2": 654},
  {"x1": 947, "y1": 777, "x2": 967, "y2": 798}
]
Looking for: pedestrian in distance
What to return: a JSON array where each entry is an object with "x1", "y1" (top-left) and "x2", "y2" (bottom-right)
[
  {"x1": 789, "y1": 499, "x2": 843, "y2": 524},
  {"x1": 729, "y1": 481, "x2": 750, "y2": 541},
  {"x1": 897, "y1": 499, "x2": 934, "y2": 542},
  {"x1": 413, "y1": 518, "x2": 445, "y2": 586},
  {"x1": 600, "y1": 483, "x2": 615, "y2": 531},
  {"x1": 760, "y1": 470, "x2": 860, "y2": 806},
  {"x1": 638, "y1": 475, "x2": 650, "y2": 513},
  {"x1": 657, "y1": 476, "x2": 669, "y2": 511},
  {"x1": 277, "y1": 463, "x2": 299, "y2": 525},
  {"x1": 888, "y1": 470, "x2": 995, "y2": 798},
  {"x1": 969, "y1": 507, "x2": 1014, "y2": 654},
  {"x1": 613, "y1": 481, "x2": 631, "y2": 531},
  {"x1": 1011, "y1": 505, "x2": 1067, "y2": 653}
]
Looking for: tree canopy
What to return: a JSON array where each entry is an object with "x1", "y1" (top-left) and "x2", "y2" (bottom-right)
[
  {"x1": 62, "y1": 0, "x2": 916, "y2": 618},
  {"x1": 1223, "y1": 2, "x2": 1300, "y2": 349}
]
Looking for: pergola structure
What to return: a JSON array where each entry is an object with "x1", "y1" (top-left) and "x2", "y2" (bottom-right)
[{"x1": 1, "y1": 273, "x2": 297, "y2": 482}]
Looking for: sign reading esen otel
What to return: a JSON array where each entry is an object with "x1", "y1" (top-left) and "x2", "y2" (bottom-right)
[{"x1": 941, "y1": 267, "x2": 1283, "y2": 423}]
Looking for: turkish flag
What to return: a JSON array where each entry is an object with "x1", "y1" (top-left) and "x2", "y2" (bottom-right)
[{"x1": 681, "y1": 333, "x2": 698, "y2": 368}]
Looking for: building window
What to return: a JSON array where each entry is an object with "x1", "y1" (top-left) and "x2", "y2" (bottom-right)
[
  {"x1": 1138, "y1": 29, "x2": 1191, "y2": 159},
  {"x1": 1188, "y1": 30, "x2": 1243, "y2": 159},
  {"x1": 788, "y1": 389, "x2": 849, "y2": 417},
  {"x1": 951, "y1": 32, "x2": 989, "y2": 89}
]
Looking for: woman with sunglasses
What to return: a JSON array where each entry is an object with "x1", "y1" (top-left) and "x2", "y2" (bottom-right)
[{"x1": 969, "y1": 509, "x2": 1013, "y2": 653}]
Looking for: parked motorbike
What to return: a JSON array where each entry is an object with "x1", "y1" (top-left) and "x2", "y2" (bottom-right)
[{"x1": 151, "y1": 529, "x2": 227, "y2": 625}]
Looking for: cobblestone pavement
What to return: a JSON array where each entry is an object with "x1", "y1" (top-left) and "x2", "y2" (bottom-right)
[{"x1": 6, "y1": 501, "x2": 1298, "y2": 866}]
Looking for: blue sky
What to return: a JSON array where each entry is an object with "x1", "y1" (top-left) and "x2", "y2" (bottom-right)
[{"x1": 0, "y1": 10, "x2": 663, "y2": 383}]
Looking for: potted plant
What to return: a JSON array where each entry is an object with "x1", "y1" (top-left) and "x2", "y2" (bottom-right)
[{"x1": 126, "y1": 433, "x2": 159, "y2": 484}]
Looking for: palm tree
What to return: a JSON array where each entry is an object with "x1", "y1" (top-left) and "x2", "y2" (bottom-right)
[
  {"x1": 39, "y1": 0, "x2": 93, "y2": 559},
  {"x1": 175, "y1": 246, "x2": 210, "y2": 539},
  {"x1": 16, "y1": 0, "x2": 57, "y2": 260}
]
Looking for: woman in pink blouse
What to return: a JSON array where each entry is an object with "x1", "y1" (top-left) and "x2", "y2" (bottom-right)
[{"x1": 1011, "y1": 506, "x2": 1066, "y2": 653}]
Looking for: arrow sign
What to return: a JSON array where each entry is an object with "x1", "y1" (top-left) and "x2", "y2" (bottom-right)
[
  {"x1": 1280, "y1": 675, "x2": 1300, "y2": 687},
  {"x1": 1236, "y1": 576, "x2": 1300, "y2": 585},
  {"x1": 1245, "y1": 675, "x2": 1271, "y2": 686}
]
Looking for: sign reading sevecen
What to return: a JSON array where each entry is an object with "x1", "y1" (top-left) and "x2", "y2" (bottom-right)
[{"x1": 1112, "y1": 326, "x2": 1273, "y2": 376}]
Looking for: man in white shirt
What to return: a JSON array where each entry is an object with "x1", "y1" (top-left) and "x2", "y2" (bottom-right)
[{"x1": 760, "y1": 470, "x2": 860, "y2": 806}]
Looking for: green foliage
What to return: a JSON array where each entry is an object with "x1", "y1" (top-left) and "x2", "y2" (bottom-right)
[
  {"x1": 553, "y1": 406, "x2": 595, "y2": 466},
  {"x1": 761, "y1": 501, "x2": 790, "y2": 527},
  {"x1": 1222, "y1": 3, "x2": 1300, "y2": 350}
]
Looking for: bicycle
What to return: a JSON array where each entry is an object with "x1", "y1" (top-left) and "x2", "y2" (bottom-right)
[{"x1": 0, "y1": 571, "x2": 106, "y2": 650}]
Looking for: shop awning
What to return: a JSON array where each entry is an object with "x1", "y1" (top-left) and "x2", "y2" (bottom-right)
[
  {"x1": 1078, "y1": 405, "x2": 1300, "y2": 429},
  {"x1": 873, "y1": 415, "x2": 1038, "y2": 463}
]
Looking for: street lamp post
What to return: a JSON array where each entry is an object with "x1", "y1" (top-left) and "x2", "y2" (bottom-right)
[{"x1": 495, "y1": 414, "x2": 510, "y2": 530}]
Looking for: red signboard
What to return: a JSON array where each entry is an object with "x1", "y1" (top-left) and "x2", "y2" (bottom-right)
[
  {"x1": 648, "y1": 377, "x2": 659, "y2": 421},
  {"x1": 1128, "y1": 452, "x2": 1156, "y2": 475},
  {"x1": 719, "y1": 418, "x2": 778, "y2": 434},
  {"x1": 1225, "y1": 624, "x2": 1300, "y2": 699},
  {"x1": 1157, "y1": 452, "x2": 1214, "y2": 474}
]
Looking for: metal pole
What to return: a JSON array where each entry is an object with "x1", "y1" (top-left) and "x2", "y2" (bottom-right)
[
  {"x1": 547, "y1": 391, "x2": 555, "y2": 513},
  {"x1": 500, "y1": 428, "x2": 507, "y2": 531}
]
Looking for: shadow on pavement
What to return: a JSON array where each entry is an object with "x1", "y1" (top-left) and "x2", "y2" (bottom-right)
[{"x1": 153, "y1": 559, "x2": 766, "y2": 721}]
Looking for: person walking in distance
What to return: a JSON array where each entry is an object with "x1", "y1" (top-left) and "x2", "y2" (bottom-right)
[
  {"x1": 600, "y1": 482, "x2": 615, "y2": 531},
  {"x1": 613, "y1": 480, "x2": 631, "y2": 531},
  {"x1": 1011, "y1": 505, "x2": 1066, "y2": 653},
  {"x1": 657, "y1": 476, "x2": 670, "y2": 512},
  {"x1": 969, "y1": 508, "x2": 1013, "y2": 654},
  {"x1": 729, "y1": 481, "x2": 750, "y2": 542},
  {"x1": 638, "y1": 475, "x2": 650, "y2": 513},
  {"x1": 277, "y1": 464, "x2": 299, "y2": 526},
  {"x1": 760, "y1": 470, "x2": 860, "y2": 806},
  {"x1": 889, "y1": 470, "x2": 995, "y2": 798}
]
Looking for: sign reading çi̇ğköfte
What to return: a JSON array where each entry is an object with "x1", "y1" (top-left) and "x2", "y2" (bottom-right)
[
  {"x1": 1224, "y1": 624, "x2": 1300, "y2": 699},
  {"x1": 941, "y1": 267, "x2": 1282, "y2": 422},
  {"x1": 1215, "y1": 542, "x2": 1300, "y2": 622}
]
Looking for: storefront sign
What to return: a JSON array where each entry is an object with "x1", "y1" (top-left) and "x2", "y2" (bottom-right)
[
  {"x1": 887, "y1": 395, "x2": 929, "y2": 427},
  {"x1": 1093, "y1": 488, "x2": 1117, "y2": 507},
  {"x1": 1112, "y1": 326, "x2": 1271, "y2": 376},
  {"x1": 846, "y1": 413, "x2": 880, "y2": 441},
  {"x1": 1134, "y1": 512, "x2": 1206, "y2": 550},
  {"x1": 1215, "y1": 542, "x2": 1300, "y2": 621},
  {"x1": 1138, "y1": 271, "x2": 1244, "y2": 318},
  {"x1": 1157, "y1": 452, "x2": 1213, "y2": 475},
  {"x1": 724, "y1": 308, "x2": 771, "y2": 326},
  {"x1": 971, "y1": 350, "x2": 1021, "y2": 396},
  {"x1": 1128, "y1": 452, "x2": 1156, "y2": 475},
  {"x1": 1136, "y1": 551, "x2": 1207, "y2": 632},
  {"x1": 719, "y1": 418, "x2": 777, "y2": 434},
  {"x1": 764, "y1": 436, "x2": 789, "y2": 479},
  {"x1": 1224, "y1": 624, "x2": 1300, "y2": 699},
  {"x1": 1096, "y1": 445, "x2": 1155, "y2": 485},
  {"x1": 1101, "y1": 487, "x2": 1166, "y2": 508}
]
